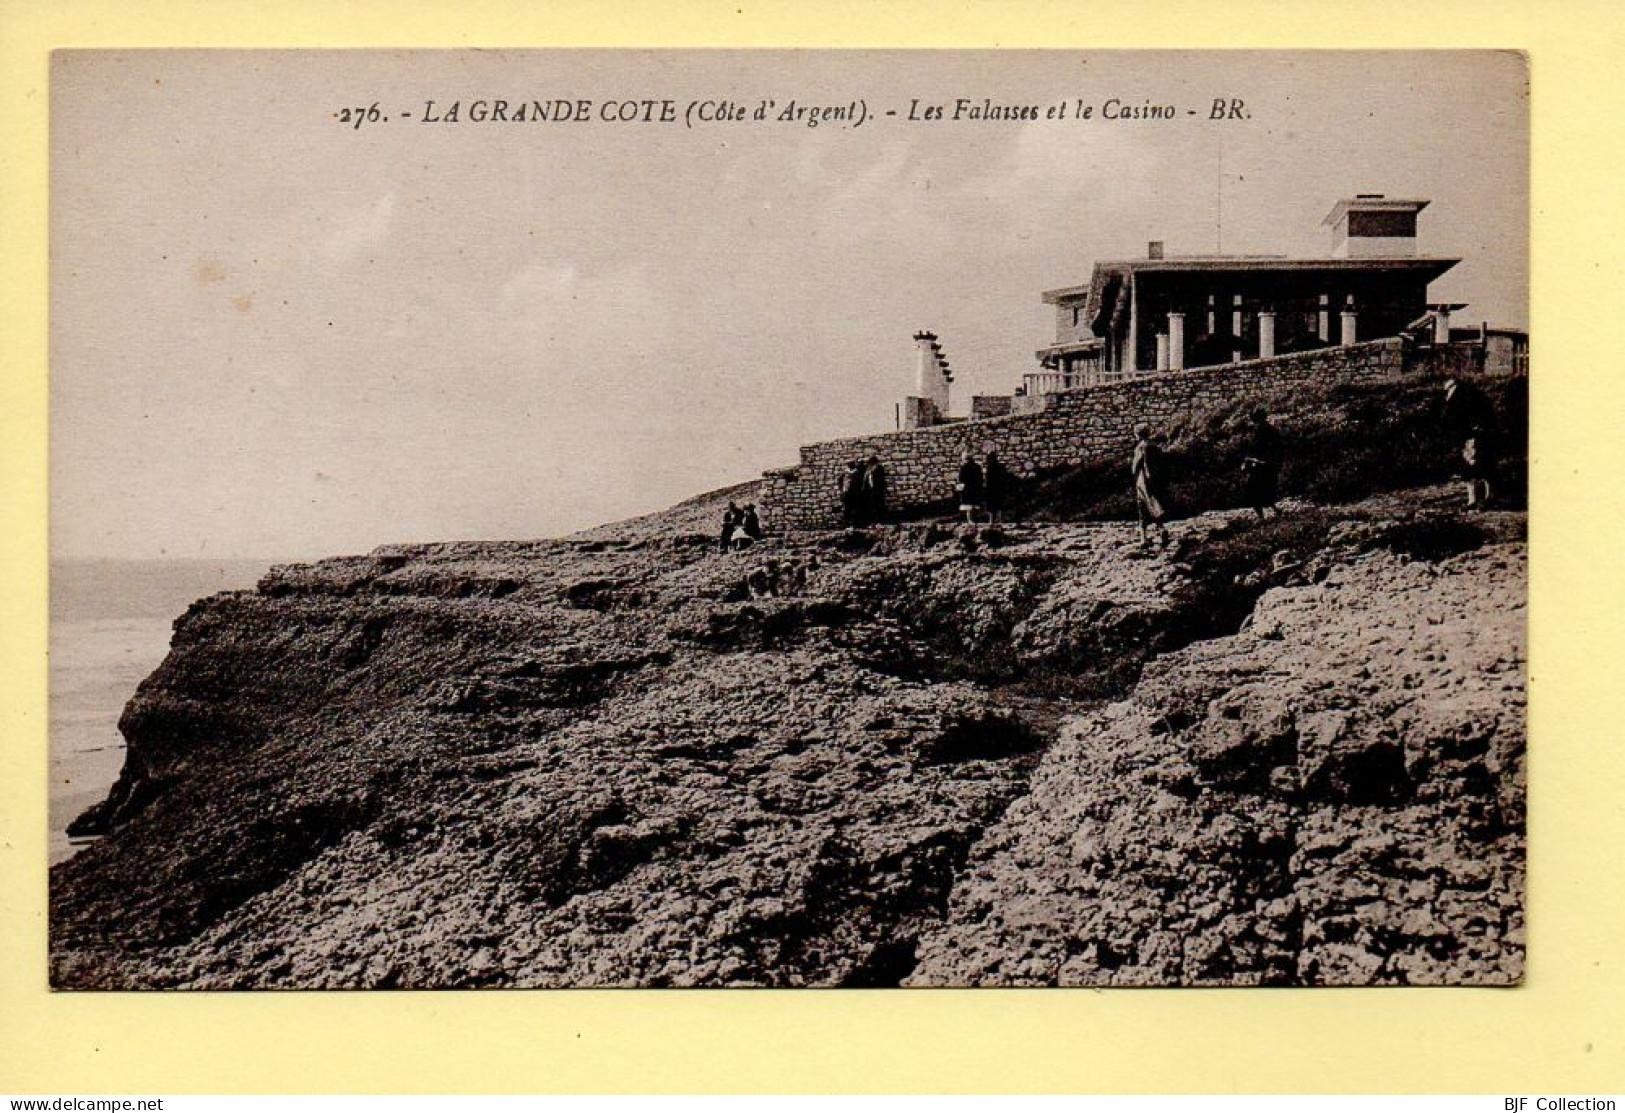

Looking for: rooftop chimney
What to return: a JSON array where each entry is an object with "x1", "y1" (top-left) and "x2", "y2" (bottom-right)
[
  {"x1": 1323, "y1": 194, "x2": 1429, "y2": 258},
  {"x1": 911, "y1": 330, "x2": 950, "y2": 417}
]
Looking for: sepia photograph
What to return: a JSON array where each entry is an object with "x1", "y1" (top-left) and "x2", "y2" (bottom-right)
[{"x1": 48, "y1": 48, "x2": 1528, "y2": 990}]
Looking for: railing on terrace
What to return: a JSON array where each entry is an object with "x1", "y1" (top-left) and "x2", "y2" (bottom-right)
[
  {"x1": 1022, "y1": 368, "x2": 1161, "y2": 396},
  {"x1": 1022, "y1": 370, "x2": 1065, "y2": 396}
]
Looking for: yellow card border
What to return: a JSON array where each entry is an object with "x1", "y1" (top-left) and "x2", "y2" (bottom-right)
[{"x1": 4, "y1": 1, "x2": 1620, "y2": 1095}]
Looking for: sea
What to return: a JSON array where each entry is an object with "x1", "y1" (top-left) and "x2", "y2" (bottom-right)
[{"x1": 49, "y1": 557, "x2": 278, "y2": 866}]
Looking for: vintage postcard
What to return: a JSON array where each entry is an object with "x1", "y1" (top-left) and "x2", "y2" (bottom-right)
[{"x1": 48, "y1": 49, "x2": 1528, "y2": 989}]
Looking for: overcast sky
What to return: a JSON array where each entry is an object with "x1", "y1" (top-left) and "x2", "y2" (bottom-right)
[{"x1": 51, "y1": 50, "x2": 1528, "y2": 560}]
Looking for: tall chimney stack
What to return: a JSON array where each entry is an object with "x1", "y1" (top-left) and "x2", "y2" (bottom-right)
[{"x1": 902, "y1": 330, "x2": 951, "y2": 429}]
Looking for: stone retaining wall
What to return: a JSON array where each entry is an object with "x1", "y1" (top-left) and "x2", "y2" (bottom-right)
[{"x1": 761, "y1": 338, "x2": 1407, "y2": 530}]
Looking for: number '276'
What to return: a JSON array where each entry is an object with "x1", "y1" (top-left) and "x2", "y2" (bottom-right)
[{"x1": 337, "y1": 103, "x2": 383, "y2": 129}]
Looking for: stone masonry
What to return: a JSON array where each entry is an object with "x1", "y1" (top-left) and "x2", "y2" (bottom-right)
[{"x1": 761, "y1": 339, "x2": 1407, "y2": 530}]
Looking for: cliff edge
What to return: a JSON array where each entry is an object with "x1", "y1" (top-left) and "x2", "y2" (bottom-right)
[{"x1": 49, "y1": 477, "x2": 1524, "y2": 989}]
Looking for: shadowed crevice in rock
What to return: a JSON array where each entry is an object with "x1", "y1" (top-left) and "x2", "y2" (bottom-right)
[{"x1": 919, "y1": 712, "x2": 1047, "y2": 766}]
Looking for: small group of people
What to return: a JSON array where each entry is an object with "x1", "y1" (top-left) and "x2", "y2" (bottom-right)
[
  {"x1": 840, "y1": 456, "x2": 889, "y2": 527},
  {"x1": 955, "y1": 448, "x2": 1013, "y2": 525},
  {"x1": 718, "y1": 501, "x2": 764, "y2": 552},
  {"x1": 1130, "y1": 374, "x2": 1503, "y2": 548},
  {"x1": 729, "y1": 373, "x2": 1500, "y2": 557},
  {"x1": 1132, "y1": 407, "x2": 1283, "y2": 549}
]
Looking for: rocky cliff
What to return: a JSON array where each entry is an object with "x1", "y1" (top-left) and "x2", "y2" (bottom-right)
[{"x1": 49, "y1": 484, "x2": 1525, "y2": 989}]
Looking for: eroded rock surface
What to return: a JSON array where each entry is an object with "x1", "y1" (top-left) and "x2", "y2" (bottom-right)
[
  {"x1": 910, "y1": 539, "x2": 1525, "y2": 986},
  {"x1": 50, "y1": 488, "x2": 1525, "y2": 989}
]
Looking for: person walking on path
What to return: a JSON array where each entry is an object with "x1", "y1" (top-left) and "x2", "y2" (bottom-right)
[
  {"x1": 862, "y1": 456, "x2": 889, "y2": 524},
  {"x1": 983, "y1": 449, "x2": 1012, "y2": 525},
  {"x1": 1441, "y1": 375, "x2": 1499, "y2": 509},
  {"x1": 719, "y1": 501, "x2": 741, "y2": 553},
  {"x1": 1131, "y1": 424, "x2": 1172, "y2": 549},
  {"x1": 840, "y1": 460, "x2": 866, "y2": 527},
  {"x1": 956, "y1": 449, "x2": 986, "y2": 525},
  {"x1": 1240, "y1": 408, "x2": 1284, "y2": 521}
]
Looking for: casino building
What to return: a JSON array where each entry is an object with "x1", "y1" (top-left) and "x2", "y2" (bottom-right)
[{"x1": 1031, "y1": 194, "x2": 1461, "y2": 390}]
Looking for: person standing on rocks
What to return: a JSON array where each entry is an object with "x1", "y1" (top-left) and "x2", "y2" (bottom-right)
[
  {"x1": 956, "y1": 449, "x2": 985, "y2": 525},
  {"x1": 740, "y1": 503, "x2": 764, "y2": 546},
  {"x1": 1131, "y1": 423, "x2": 1172, "y2": 549},
  {"x1": 983, "y1": 448, "x2": 1012, "y2": 525},
  {"x1": 1240, "y1": 408, "x2": 1284, "y2": 521},
  {"x1": 1441, "y1": 375, "x2": 1499, "y2": 508},
  {"x1": 841, "y1": 460, "x2": 867, "y2": 527},
  {"x1": 719, "y1": 501, "x2": 742, "y2": 553},
  {"x1": 862, "y1": 455, "x2": 888, "y2": 524}
]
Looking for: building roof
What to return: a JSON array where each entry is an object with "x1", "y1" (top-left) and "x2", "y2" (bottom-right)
[
  {"x1": 1035, "y1": 338, "x2": 1104, "y2": 361},
  {"x1": 1042, "y1": 255, "x2": 1462, "y2": 336},
  {"x1": 1042, "y1": 255, "x2": 1459, "y2": 303},
  {"x1": 1322, "y1": 196, "x2": 1431, "y2": 227}
]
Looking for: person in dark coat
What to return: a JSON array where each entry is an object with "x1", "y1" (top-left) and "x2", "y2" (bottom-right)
[
  {"x1": 983, "y1": 449, "x2": 1012, "y2": 524},
  {"x1": 1441, "y1": 376, "x2": 1499, "y2": 508},
  {"x1": 956, "y1": 449, "x2": 985, "y2": 524},
  {"x1": 862, "y1": 456, "x2": 888, "y2": 524},
  {"x1": 840, "y1": 460, "x2": 866, "y2": 527},
  {"x1": 740, "y1": 503, "x2": 764, "y2": 544},
  {"x1": 719, "y1": 501, "x2": 741, "y2": 553},
  {"x1": 1239, "y1": 408, "x2": 1284, "y2": 520},
  {"x1": 1131, "y1": 423, "x2": 1172, "y2": 549}
]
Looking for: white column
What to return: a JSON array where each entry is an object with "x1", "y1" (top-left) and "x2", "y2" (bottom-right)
[
  {"x1": 1340, "y1": 302, "x2": 1358, "y2": 346},
  {"x1": 1168, "y1": 312, "x2": 1186, "y2": 371},
  {"x1": 1318, "y1": 294, "x2": 1330, "y2": 341},
  {"x1": 1258, "y1": 310, "x2": 1276, "y2": 359},
  {"x1": 1155, "y1": 333, "x2": 1170, "y2": 371},
  {"x1": 913, "y1": 332, "x2": 936, "y2": 397},
  {"x1": 1126, "y1": 276, "x2": 1139, "y2": 372},
  {"x1": 1433, "y1": 307, "x2": 1452, "y2": 345}
]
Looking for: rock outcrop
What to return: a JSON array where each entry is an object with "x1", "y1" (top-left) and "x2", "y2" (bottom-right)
[
  {"x1": 911, "y1": 530, "x2": 1525, "y2": 986},
  {"x1": 49, "y1": 486, "x2": 1525, "y2": 989}
]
